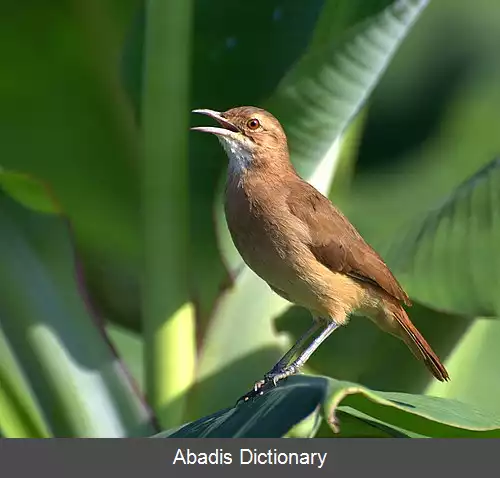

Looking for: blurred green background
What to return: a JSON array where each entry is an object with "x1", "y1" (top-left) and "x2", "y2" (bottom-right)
[{"x1": 1, "y1": 0, "x2": 499, "y2": 438}]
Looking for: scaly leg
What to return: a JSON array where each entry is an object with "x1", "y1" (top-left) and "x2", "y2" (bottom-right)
[
  {"x1": 264, "y1": 320, "x2": 322, "y2": 379},
  {"x1": 264, "y1": 319, "x2": 340, "y2": 385},
  {"x1": 237, "y1": 318, "x2": 339, "y2": 403}
]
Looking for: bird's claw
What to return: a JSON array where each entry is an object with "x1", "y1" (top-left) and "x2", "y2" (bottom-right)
[
  {"x1": 235, "y1": 380, "x2": 266, "y2": 405},
  {"x1": 254, "y1": 379, "x2": 265, "y2": 392},
  {"x1": 236, "y1": 363, "x2": 302, "y2": 405}
]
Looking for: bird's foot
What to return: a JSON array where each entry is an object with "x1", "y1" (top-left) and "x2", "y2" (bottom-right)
[
  {"x1": 236, "y1": 379, "x2": 267, "y2": 404},
  {"x1": 264, "y1": 362, "x2": 300, "y2": 386},
  {"x1": 235, "y1": 363, "x2": 301, "y2": 405}
]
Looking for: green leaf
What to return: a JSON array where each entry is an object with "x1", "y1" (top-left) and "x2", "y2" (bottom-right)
[
  {"x1": 324, "y1": 23, "x2": 500, "y2": 411},
  {"x1": 386, "y1": 157, "x2": 500, "y2": 317},
  {"x1": 191, "y1": 0, "x2": 430, "y2": 422},
  {"x1": 323, "y1": 407, "x2": 427, "y2": 437},
  {"x1": 0, "y1": 327, "x2": 50, "y2": 438},
  {"x1": 0, "y1": 1, "x2": 140, "y2": 260},
  {"x1": 323, "y1": 377, "x2": 500, "y2": 437},
  {"x1": 268, "y1": 0, "x2": 430, "y2": 177},
  {"x1": 0, "y1": 170, "x2": 60, "y2": 215},
  {"x1": 340, "y1": 55, "x2": 500, "y2": 317},
  {"x1": 157, "y1": 375, "x2": 500, "y2": 438},
  {"x1": 0, "y1": 1, "x2": 143, "y2": 336},
  {"x1": 107, "y1": 323, "x2": 145, "y2": 393},
  {"x1": 426, "y1": 317, "x2": 500, "y2": 417},
  {"x1": 0, "y1": 193, "x2": 155, "y2": 437},
  {"x1": 158, "y1": 376, "x2": 328, "y2": 438}
]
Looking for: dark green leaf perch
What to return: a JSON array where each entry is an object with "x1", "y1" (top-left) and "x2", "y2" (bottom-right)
[{"x1": 155, "y1": 376, "x2": 500, "y2": 438}]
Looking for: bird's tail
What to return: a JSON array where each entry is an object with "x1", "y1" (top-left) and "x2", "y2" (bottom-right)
[{"x1": 389, "y1": 304, "x2": 450, "y2": 382}]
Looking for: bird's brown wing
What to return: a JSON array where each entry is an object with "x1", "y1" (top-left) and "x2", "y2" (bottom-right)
[{"x1": 286, "y1": 181, "x2": 411, "y2": 306}]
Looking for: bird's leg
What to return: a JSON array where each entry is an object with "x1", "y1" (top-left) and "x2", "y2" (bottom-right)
[
  {"x1": 236, "y1": 321, "x2": 323, "y2": 404},
  {"x1": 264, "y1": 319, "x2": 340, "y2": 386},
  {"x1": 264, "y1": 321, "x2": 322, "y2": 379}
]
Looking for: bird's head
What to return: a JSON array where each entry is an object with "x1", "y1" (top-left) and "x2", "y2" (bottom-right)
[{"x1": 191, "y1": 106, "x2": 289, "y2": 174}]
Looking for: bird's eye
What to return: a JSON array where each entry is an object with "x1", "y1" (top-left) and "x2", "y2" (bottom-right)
[{"x1": 246, "y1": 118, "x2": 260, "y2": 130}]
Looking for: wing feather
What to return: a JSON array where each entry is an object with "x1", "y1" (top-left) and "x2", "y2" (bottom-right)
[{"x1": 287, "y1": 181, "x2": 411, "y2": 306}]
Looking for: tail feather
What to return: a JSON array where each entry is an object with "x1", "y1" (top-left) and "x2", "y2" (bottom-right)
[{"x1": 391, "y1": 305, "x2": 450, "y2": 382}]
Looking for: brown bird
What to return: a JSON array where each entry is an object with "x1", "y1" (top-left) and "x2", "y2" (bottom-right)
[{"x1": 192, "y1": 106, "x2": 449, "y2": 398}]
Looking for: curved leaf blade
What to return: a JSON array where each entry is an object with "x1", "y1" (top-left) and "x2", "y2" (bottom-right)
[
  {"x1": 0, "y1": 184, "x2": 155, "y2": 437},
  {"x1": 324, "y1": 378, "x2": 500, "y2": 437},
  {"x1": 268, "y1": 0, "x2": 430, "y2": 177},
  {"x1": 158, "y1": 377, "x2": 327, "y2": 439},
  {"x1": 426, "y1": 318, "x2": 500, "y2": 417},
  {"x1": 0, "y1": 1, "x2": 141, "y2": 260},
  {"x1": 158, "y1": 375, "x2": 500, "y2": 438},
  {"x1": 0, "y1": 327, "x2": 50, "y2": 438},
  {"x1": 0, "y1": 170, "x2": 60, "y2": 215},
  {"x1": 386, "y1": 157, "x2": 500, "y2": 317}
]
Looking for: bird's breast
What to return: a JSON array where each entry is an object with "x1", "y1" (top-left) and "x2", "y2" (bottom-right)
[
  {"x1": 223, "y1": 175, "x2": 369, "y2": 319},
  {"x1": 224, "y1": 177, "x2": 313, "y2": 299}
]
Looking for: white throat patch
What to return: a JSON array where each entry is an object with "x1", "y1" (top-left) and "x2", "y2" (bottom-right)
[{"x1": 218, "y1": 137, "x2": 253, "y2": 176}]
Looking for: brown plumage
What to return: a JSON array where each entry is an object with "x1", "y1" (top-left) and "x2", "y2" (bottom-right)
[
  {"x1": 286, "y1": 181, "x2": 412, "y2": 306},
  {"x1": 192, "y1": 106, "x2": 449, "y2": 389}
]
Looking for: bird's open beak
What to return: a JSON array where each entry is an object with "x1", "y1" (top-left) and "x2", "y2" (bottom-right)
[{"x1": 191, "y1": 109, "x2": 239, "y2": 137}]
